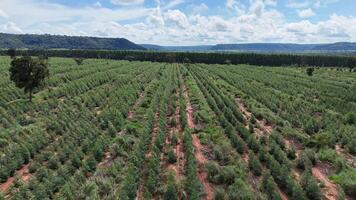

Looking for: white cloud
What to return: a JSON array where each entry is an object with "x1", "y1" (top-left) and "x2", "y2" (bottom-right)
[
  {"x1": 1, "y1": 22, "x2": 23, "y2": 33},
  {"x1": 226, "y1": 0, "x2": 237, "y2": 9},
  {"x1": 110, "y1": 0, "x2": 144, "y2": 6},
  {"x1": 0, "y1": 0, "x2": 354, "y2": 45},
  {"x1": 0, "y1": 9, "x2": 8, "y2": 18},
  {"x1": 163, "y1": 9, "x2": 189, "y2": 28},
  {"x1": 298, "y1": 8, "x2": 315, "y2": 18}
]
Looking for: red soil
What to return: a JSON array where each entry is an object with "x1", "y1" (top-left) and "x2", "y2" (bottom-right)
[
  {"x1": 192, "y1": 135, "x2": 214, "y2": 200},
  {"x1": 312, "y1": 163, "x2": 338, "y2": 200},
  {"x1": 184, "y1": 84, "x2": 213, "y2": 200},
  {"x1": 335, "y1": 144, "x2": 356, "y2": 168},
  {"x1": 0, "y1": 164, "x2": 30, "y2": 192},
  {"x1": 277, "y1": 188, "x2": 289, "y2": 200},
  {"x1": 183, "y1": 85, "x2": 195, "y2": 129},
  {"x1": 236, "y1": 97, "x2": 274, "y2": 135}
]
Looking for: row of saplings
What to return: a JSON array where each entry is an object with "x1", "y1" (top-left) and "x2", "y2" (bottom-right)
[{"x1": 190, "y1": 68, "x2": 326, "y2": 200}]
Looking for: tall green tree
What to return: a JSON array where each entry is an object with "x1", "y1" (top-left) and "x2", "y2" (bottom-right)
[
  {"x1": 9, "y1": 56, "x2": 49, "y2": 102},
  {"x1": 7, "y1": 48, "x2": 16, "y2": 58}
]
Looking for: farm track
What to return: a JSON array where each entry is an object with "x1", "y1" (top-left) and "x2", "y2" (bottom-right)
[
  {"x1": 183, "y1": 83, "x2": 214, "y2": 200},
  {"x1": 135, "y1": 110, "x2": 160, "y2": 200},
  {"x1": 165, "y1": 91, "x2": 184, "y2": 180}
]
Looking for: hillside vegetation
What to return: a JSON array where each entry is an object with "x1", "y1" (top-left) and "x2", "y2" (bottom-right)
[{"x1": 0, "y1": 33, "x2": 145, "y2": 50}]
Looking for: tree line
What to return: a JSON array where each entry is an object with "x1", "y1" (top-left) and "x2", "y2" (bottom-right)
[{"x1": 2, "y1": 49, "x2": 355, "y2": 68}]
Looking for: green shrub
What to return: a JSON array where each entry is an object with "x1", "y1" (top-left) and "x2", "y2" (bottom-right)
[
  {"x1": 167, "y1": 149, "x2": 177, "y2": 164},
  {"x1": 345, "y1": 112, "x2": 356, "y2": 125},
  {"x1": 330, "y1": 168, "x2": 356, "y2": 197},
  {"x1": 249, "y1": 153, "x2": 262, "y2": 176},
  {"x1": 306, "y1": 68, "x2": 315, "y2": 76}
]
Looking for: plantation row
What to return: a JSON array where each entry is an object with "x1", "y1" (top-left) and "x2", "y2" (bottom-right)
[{"x1": 0, "y1": 57, "x2": 355, "y2": 200}]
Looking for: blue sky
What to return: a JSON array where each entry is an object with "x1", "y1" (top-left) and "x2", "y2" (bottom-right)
[{"x1": 0, "y1": 0, "x2": 355, "y2": 45}]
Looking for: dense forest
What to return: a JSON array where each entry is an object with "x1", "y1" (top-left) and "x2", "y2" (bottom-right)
[{"x1": 1, "y1": 49, "x2": 355, "y2": 68}]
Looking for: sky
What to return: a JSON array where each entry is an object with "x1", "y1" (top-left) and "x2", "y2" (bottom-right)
[{"x1": 0, "y1": 0, "x2": 356, "y2": 45}]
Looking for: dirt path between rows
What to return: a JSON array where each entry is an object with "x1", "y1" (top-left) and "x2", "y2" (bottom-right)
[
  {"x1": 183, "y1": 84, "x2": 214, "y2": 200},
  {"x1": 236, "y1": 97, "x2": 289, "y2": 200},
  {"x1": 97, "y1": 92, "x2": 146, "y2": 169},
  {"x1": 135, "y1": 110, "x2": 160, "y2": 200},
  {"x1": 236, "y1": 97, "x2": 274, "y2": 135},
  {"x1": 312, "y1": 163, "x2": 338, "y2": 200},
  {"x1": 165, "y1": 101, "x2": 185, "y2": 180},
  {"x1": 183, "y1": 85, "x2": 195, "y2": 130},
  {"x1": 277, "y1": 188, "x2": 289, "y2": 200},
  {"x1": 128, "y1": 92, "x2": 145, "y2": 120},
  {"x1": 0, "y1": 164, "x2": 31, "y2": 192}
]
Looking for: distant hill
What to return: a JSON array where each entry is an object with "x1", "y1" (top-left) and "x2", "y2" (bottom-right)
[
  {"x1": 142, "y1": 42, "x2": 356, "y2": 52},
  {"x1": 312, "y1": 42, "x2": 356, "y2": 51},
  {"x1": 0, "y1": 33, "x2": 145, "y2": 50},
  {"x1": 212, "y1": 43, "x2": 356, "y2": 52},
  {"x1": 141, "y1": 44, "x2": 213, "y2": 51},
  {"x1": 1, "y1": 33, "x2": 355, "y2": 53},
  {"x1": 211, "y1": 43, "x2": 318, "y2": 51}
]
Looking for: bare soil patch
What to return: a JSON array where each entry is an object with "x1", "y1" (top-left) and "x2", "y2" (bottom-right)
[
  {"x1": 335, "y1": 144, "x2": 356, "y2": 168},
  {"x1": 0, "y1": 164, "x2": 30, "y2": 192},
  {"x1": 235, "y1": 97, "x2": 274, "y2": 135},
  {"x1": 312, "y1": 162, "x2": 338, "y2": 200}
]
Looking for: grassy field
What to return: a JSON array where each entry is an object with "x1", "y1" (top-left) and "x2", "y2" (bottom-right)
[{"x1": 0, "y1": 57, "x2": 355, "y2": 200}]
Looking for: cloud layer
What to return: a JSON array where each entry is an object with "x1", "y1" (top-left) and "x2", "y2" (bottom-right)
[{"x1": 0, "y1": 0, "x2": 355, "y2": 45}]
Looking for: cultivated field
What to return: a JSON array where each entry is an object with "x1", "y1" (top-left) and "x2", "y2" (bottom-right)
[{"x1": 0, "y1": 57, "x2": 355, "y2": 200}]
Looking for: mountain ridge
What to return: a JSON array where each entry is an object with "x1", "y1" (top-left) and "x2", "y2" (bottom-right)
[
  {"x1": 0, "y1": 33, "x2": 145, "y2": 50},
  {"x1": 142, "y1": 42, "x2": 356, "y2": 52}
]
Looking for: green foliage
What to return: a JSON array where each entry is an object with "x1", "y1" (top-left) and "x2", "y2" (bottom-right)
[
  {"x1": 345, "y1": 112, "x2": 356, "y2": 125},
  {"x1": 0, "y1": 57, "x2": 355, "y2": 199},
  {"x1": 249, "y1": 153, "x2": 262, "y2": 176},
  {"x1": 7, "y1": 48, "x2": 16, "y2": 58},
  {"x1": 9, "y1": 56, "x2": 49, "y2": 101},
  {"x1": 330, "y1": 168, "x2": 356, "y2": 197},
  {"x1": 74, "y1": 58, "x2": 85, "y2": 65},
  {"x1": 301, "y1": 171, "x2": 322, "y2": 200},
  {"x1": 227, "y1": 178, "x2": 256, "y2": 200},
  {"x1": 307, "y1": 68, "x2": 315, "y2": 76},
  {"x1": 167, "y1": 149, "x2": 177, "y2": 164},
  {"x1": 262, "y1": 172, "x2": 282, "y2": 200},
  {"x1": 164, "y1": 172, "x2": 178, "y2": 200}
]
